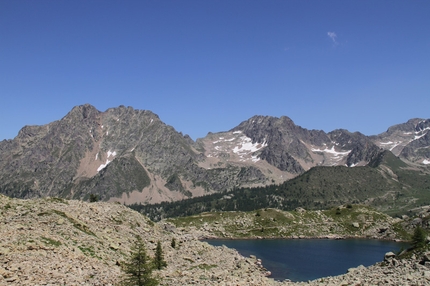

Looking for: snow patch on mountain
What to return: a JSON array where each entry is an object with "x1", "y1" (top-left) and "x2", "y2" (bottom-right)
[
  {"x1": 423, "y1": 159, "x2": 430, "y2": 165},
  {"x1": 251, "y1": 155, "x2": 260, "y2": 163},
  {"x1": 213, "y1": 137, "x2": 235, "y2": 144},
  {"x1": 311, "y1": 146, "x2": 351, "y2": 165},
  {"x1": 233, "y1": 136, "x2": 267, "y2": 156},
  {"x1": 97, "y1": 160, "x2": 111, "y2": 172},
  {"x1": 414, "y1": 133, "x2": 427, "y2": 140},
  {"x1": 311, "y1": 146, "x2": 351, "y2": 156},
  {"x1": 416, "y1": 126, "x2": 430, "y2": 133},
  {"x1": 206, "y1": 132, "x2": 267, "y2": 163},
  {"x1": 379, "y1": 141, "x2": 403, "y2": 151},
  {"x1": 97, "y1": 150, "x2": 117, "y2": 172},
  {"x1": 107, "y1": 150, "x2": 117, "y2": 157}
]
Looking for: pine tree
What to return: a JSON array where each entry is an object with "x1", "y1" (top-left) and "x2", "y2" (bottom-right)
[
  {"x1": 412, "y1": 226, "x2": 427, "y2": 249},
  {"x1": 120, "y1": 237, "x2": 158, "y2": 286},
  {"x1": 170, "y1": 237, "x2": 176, "y2": 249},
  {"x1": 153, "y1": 241, "x2": 167, "y2": 270},
  {"x1": 89, "y1": 194, "x2": 99, "y2": 202}
]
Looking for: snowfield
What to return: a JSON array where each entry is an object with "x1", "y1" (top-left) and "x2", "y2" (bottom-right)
[
  {"x1": 97, "y1": 150, "x2": 117, "y2": 172},
  {"x1": 207, "y1": 132, "x2": 267, "y2": 162}
]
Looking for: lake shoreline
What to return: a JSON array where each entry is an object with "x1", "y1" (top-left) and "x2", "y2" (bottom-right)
[
  {"x1": 204, "y1": 238, "x2": 411, "y2": 282},
  {"x1": 200, "y1": 234, "x2": 408, "y2": 243}
]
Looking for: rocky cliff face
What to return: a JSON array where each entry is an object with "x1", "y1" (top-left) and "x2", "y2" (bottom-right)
[
  {"x1": 198, "y1": 115, "x2": 392, "y2": 186},
  {"x1": 0, "y1": 104, "x2": 266, "y2": 203},
  {"x1": 0, "y1": 105, "x2": 429, "y2": 204},
  {"x1": 370, "y1": 118, "x2": 430, "y2": 164}
]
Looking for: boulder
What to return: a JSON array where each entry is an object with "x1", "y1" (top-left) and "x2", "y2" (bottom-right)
[
  {"x1": 109, "y1": 243, "x2": 119, "y2": 250},
  {"x1": 420, "y1": 252, "x2": 430, "y2": 265},
  {"x1": 384, "y1": 252, "x2": 396, "y2": 261},
  {"x1": 163, "y1": 223, "x2": 176, "y2": 233},
  {"x1": 412, "y1": 218, "x2": 423, "y2": 225}
]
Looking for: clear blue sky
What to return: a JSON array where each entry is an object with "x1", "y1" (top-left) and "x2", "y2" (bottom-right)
[{"x1": 1, "y1": 1, "x2": 429, "y2": 141}]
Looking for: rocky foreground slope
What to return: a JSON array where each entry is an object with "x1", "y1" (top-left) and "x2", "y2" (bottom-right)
[{"x1": 1, "y1": 194, "x2": 430, "y2": 285}]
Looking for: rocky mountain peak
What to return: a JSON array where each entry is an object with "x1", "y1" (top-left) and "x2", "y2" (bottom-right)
[
  {"x1": 64, "y1": 104, "x2": 100, "y2": 121},
  {"x1": 0, "y1": 105, "x2": 429, "y2": 204},
  {"x1": 415, "y1": 119, "x2": 430, "y2": 133},
  {"x1": 370, "y1": 118, "x2": 430, "y2": 162},
  {"x1": 382, "y1": 118, "x2": 426, "y2": 136}
]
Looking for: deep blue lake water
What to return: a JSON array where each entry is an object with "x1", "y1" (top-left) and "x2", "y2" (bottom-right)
[{"x1": 206, "y1": 239, "x2": 408, "y2": 282}]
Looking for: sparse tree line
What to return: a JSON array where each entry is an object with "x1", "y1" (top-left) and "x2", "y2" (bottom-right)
[
  {"x1": 127, "y1": 162, "x2": 430, "y2": 221},
  {"x1": 119, "y1": 237, "x2": 167, "y2": 286}
]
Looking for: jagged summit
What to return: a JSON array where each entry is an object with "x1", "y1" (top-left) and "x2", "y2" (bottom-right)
[
  {"x1": 0, "y1": 105, "x2": 429, "y2": 204},
  {"x1": 370, "y1": 118, "x2": 430, "y2": 164}
]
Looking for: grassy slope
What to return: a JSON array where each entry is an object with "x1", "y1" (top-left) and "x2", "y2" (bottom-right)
[{"x1": 166, "y1": 205, "x2": 409, "y2": 240}]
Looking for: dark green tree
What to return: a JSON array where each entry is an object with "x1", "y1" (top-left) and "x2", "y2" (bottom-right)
[
  {"x1": 153, "y1": 241, "x2": 167, "y2": 270},
  {"x1": 170, "y1": 237, "x2": 176, "y2": 249},
  {"x1": 120, "y1": 237, "x2": 158, "y2": 286},
  {"x1": 89, "y1": 194, "x2": 99, "y2": 202},
  {"x1": 412, "y1": 226, "x2": 427, "y2": 249}
]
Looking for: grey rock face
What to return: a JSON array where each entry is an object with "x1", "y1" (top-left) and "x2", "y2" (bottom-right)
[
  {"x1": 400, "y1": 130, "x2": 430, "y2": 162},
  {"x1": 228, "y1": 116, "x2": 382, "y2": 170},
  {"x1": 327, "y1": 129, "x2": 381, "y2": 166},
  {"x1": 0, "y1": 105, "x2": 428, "y2": 204},
  {"x1": 0, "y1": 105, "x2": 268, "y2": 203},
  {"x1": 232, "y1": 116, "x2": 321, "y2": 166},
  {"x1": 370, "y1": 118, "x2": 430, "y2": 164}
]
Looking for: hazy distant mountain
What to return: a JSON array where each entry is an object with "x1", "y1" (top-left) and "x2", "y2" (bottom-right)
[{"x1": 0, "y1": 104, "x2": 429, "y2": 205}]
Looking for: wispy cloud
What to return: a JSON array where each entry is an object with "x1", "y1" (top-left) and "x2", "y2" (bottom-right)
[{"x1": 327, "y1": 32, "x2": 337, "y2": 44}]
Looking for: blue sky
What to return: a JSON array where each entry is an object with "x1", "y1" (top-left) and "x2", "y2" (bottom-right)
[{"x1": 1, "y1": 1, "x2": 429, "y2": 141}]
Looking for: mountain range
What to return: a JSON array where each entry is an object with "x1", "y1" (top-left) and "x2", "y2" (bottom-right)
[{"x1": 0, "y1": 104, "x2": 429, "y2": 207}]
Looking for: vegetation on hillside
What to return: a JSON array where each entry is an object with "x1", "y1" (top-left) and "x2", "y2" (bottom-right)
[
  {"x1": 165, "y1": 205, "x2": 408, "y2": 240},
  {"x1": 153, "y1": 241, "x2": 167, "y2": 270},
  {"x1": 119, "y1": 236, "x2": 159, "y2": 286},
  {"x1": 129, "y1": 153, "x2": 430, "y2": 221}
]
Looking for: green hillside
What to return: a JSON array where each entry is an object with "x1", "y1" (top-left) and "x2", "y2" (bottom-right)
[{"x1": 130, "y1": 151, "x2": 430, "y2": 221}]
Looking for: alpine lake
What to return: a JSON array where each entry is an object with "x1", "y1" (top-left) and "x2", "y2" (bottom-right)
[{"x1": 206, "y1": 238, "x2": 408, "y2": 282}]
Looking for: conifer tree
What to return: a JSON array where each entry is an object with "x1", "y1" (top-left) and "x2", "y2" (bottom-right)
[
  {"x1": 153, "y1": 241, "x2": 167, "y2": 270},
  {"x1": 89, "y1": 194, "x2": 99, "y2": 202},
  {"x1": 412, "y1": 226, "x2": 427, "y2": 249},
  {"x1": 120, "y1": 237, "x2": 158, "y2": 286}
]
